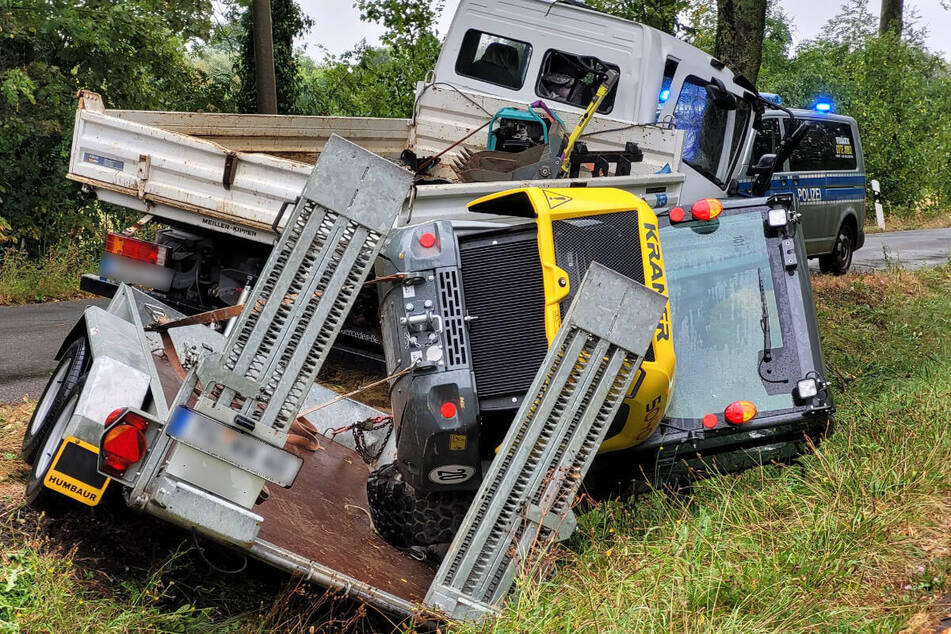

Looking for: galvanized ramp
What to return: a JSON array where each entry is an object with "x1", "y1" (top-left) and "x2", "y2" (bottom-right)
[{"x1": 425, "y1": 263, "x2": 667, "y2": 620}]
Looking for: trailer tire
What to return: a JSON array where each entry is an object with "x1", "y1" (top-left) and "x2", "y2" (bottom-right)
[
  {"x1": 366, "y1": 463, "x2": 472, "y2": 549},
  {"x1": 22, "y1": 338, "x2": 90, "y2": 466},
  {"x1": 25, "y1": 377, "x2": 86, "y2": 511}
]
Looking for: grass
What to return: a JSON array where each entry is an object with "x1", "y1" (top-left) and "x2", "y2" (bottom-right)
[
  {"x1": 1, "y1": 266, "x2": 950, "y2": 632},
  {"x1": 865, "y1": 206, "x2": 951, "y2": 233},
  {"x1": 0, "y1": 245, "x2": 95, "y2": 305}
]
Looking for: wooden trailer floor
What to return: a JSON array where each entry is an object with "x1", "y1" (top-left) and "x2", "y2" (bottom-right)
[{"x1": 254, "y1": 438, "x2": 437, "y2": 603}]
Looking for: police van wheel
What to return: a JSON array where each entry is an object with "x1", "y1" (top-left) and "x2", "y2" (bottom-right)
[
  {"x1": 366, "y1": 463, "x2": 473, "y2": 550},
  {"x1": 25, "y1": 379, "x2": 85, "y2": 511},
  {"x1": 22, "y1": 338, "x2": 90, "y2": 466},
  {"x1": 819, "y1": 224, "x2": 854, "y2": 275}
]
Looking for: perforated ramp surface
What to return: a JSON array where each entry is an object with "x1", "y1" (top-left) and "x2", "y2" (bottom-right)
[{"x1": 254, "y1": 439, "x2": 436, "y2": 603}]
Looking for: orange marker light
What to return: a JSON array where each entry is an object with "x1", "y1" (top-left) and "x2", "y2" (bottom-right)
[
  {"x1": 724, "y1": 400, "x2": 757, "y2": 424},
  {"x1": 690, "y1": 198, "x2": 723, "y2": 221}
]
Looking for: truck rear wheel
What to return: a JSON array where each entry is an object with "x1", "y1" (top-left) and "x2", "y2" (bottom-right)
[
  {"x1": 22, "y1": 338, "x2": 90, "y2": 466},
  {"x1": 25, "y1": 379, "x2": 85, "y2": 510},
  {"x1": 366, "y1": 463, "x2": 473, "y2": 550}
]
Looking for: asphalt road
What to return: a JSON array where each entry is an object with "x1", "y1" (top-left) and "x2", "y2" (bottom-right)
[
  {"x1": 0, "y1": 297, "x2": 108, "y2": 403},
  {"x1": 851, "y1": 227, "x2": 951, "y2": 271},
  {"x1": 0, "y1": 228, "x2": 948, "y2": 404}
]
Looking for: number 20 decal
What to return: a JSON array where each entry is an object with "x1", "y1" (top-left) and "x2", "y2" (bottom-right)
[{"x1": 428, "y1": 465, "x2": 476, "y2": 484}]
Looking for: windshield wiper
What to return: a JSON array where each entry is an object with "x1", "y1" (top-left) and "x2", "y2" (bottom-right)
[{"x1": 757, "y1": 268, "x2": 788, "y2": 384}]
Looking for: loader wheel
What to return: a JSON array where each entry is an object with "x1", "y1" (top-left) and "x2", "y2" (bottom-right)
[
  {"x1": 366, "y1": 463, "x2": 473, "y2": 550},
  {"x1": 22, "y1": 338, "x2": 90, "y2": 466},
  {"x1": 25, "y1": 377, "x2": 85, "y2": 511},
  {"x1": 819, "y1": 222, "x2": 855, "y2": 275}
]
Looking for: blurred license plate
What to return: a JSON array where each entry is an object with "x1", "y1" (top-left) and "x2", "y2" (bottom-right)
[{"x1": 167, "y1": 406, "x2": 302, "y2": 487}]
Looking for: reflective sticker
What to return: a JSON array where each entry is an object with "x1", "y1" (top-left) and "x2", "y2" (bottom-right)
[
  {"x1": 542, "y1": 190, "x2": 572, "y2": 209},
  {"x1": 449, "y1": 434, "x2": 467, "y2": 451},
  {"x1": 429, "y1": 464, "x2": 475, "y2": 484},
  {"x1": 834, "y1": 136, "x2": 853, "y2": 158},
  {"x1": 84, "y1": 152, "x2": 124, "y2": 171}
]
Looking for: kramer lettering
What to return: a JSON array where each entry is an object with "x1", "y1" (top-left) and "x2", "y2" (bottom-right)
[{"x1": 643, "y1": 222, "x2": 671, "y2": 341}]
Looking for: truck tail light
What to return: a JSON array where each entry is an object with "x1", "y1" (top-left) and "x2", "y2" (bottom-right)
[
  {"x1": 690, "y1": 198, "x2": 723, "y2": 221},
  {"x1": 105, "y1": 233, "x2": 168, "y2": 266},
  {"x1": 724, "y1": 400, "x2": 757, "y2": 424},
  {"x1": 101, "y1": 409, "x2": 149, "y2": 477}
]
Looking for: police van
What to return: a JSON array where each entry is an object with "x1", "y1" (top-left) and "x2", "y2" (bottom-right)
[{"x1": 738, "y1": 100, "x2": 866, "y2": 274}]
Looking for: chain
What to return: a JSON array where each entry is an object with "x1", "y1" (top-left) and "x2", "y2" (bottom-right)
[{"x1": 343, "y1": 415, "x2": 394, "y2": 464}]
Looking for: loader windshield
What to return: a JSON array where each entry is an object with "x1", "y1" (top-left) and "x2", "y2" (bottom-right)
[{"x1": 661, "y1": 213, "x2": 795, "y2": 419}]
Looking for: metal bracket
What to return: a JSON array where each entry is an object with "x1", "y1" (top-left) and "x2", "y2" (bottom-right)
[{"x1": 222, "y1": 151, "x2": 238, "y2": 190}]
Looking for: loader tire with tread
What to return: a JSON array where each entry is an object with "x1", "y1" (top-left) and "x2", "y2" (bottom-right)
[
  {"x1": 366, "y1": 463, "x2": 472, "y2": 549},
  {"x1": 22, "y1": 338, "x2": 90, "y2": 466}
]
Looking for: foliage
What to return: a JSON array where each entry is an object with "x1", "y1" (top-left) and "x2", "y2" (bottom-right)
[
  {"x1": 0, "y1": 0, "x2": 212, "y2": 255},
  {"x1": 296, "y1": 0, "x2": 443, "y2": 118},
  {"x1": 0, "y1": 244, "x2": 95, "y2": 304},
  {"x1": 232, "y1": 0, "x2": 312, "y2": 114},
  {"x1": 586, "y1": 0, "x2": 691, "y2": 34}
]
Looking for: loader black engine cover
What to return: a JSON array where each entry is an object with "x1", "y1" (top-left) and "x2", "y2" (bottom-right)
[{"x1": 376, "y1": 221, "x2": 481, "y2": 493}]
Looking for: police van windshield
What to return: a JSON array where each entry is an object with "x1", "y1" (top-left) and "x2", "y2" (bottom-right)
[
  {"x1": 661, "y1": 213, "x2": 795, "y2": 419},
  {"x1": 673, "y1": 76, "x2": 751, "y2": 187}
]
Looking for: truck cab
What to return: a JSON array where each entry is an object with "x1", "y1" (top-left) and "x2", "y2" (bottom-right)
[{"x1": 736, "y1": 101, "x2": 866, "y2": 274}]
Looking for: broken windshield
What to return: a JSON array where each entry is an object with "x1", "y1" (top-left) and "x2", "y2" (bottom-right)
[
  {"x1": 673, "y1": 76, "x2": 751, "y2": 187},
  {"x1": 661, "y1": 213, "x2": 794, "y2": 420}
]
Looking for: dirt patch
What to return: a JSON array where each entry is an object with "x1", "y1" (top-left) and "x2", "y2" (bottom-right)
[{"x1": 0, "y1": 400, "x2": 33, "y2": 503}]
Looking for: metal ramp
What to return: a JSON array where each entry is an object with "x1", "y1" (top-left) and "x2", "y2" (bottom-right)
[
  {"x1": 425, "y1": 263, "x2": 667, "y2": 620},
  {"x1": 188, "y1": 134, "x2": 412, "y2": 446}
]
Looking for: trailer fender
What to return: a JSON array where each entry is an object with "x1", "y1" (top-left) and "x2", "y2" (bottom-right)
[{"x1": 52, "y1": 306, "x2": 153, "y2": 477}]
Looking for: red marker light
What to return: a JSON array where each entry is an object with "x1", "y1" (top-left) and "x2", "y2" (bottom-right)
[
  {"x1": 702, "y1": 413, "x2": 718, "y2": 429},
  {"x1": 440, "y1": 402, "x2": 457, "y2": 418},
  {"x1": 101, "y1": 424, "x2": 147, "y2": 475},
  {"x1": 724, "y1": 400, "x2": 757, "y2": 424},
  {"x1": 419, "y1": 232, "x2": 437, "y2": 248},
  {"x1": 669, "y1": 207, "x2": 686, "y2": 223},
  {"x1": 690, "y1": 198, "x2": 723, "y2": 221},
  {"x1": 104, "y1": 408, "x2": 125, "y2": 426}
]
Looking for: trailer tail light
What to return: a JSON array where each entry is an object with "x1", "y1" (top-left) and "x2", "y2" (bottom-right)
[
  {"x1": 440, "y1": 401, "x2": 457, "y2": 418},
  {"x1": 105, "y1": 233, "x2": 168, "y2": 266},
  {"x1": 418, "y1": 231, "x2": 437, "y2": 249},
  {"x1": 690, "y1": 198, "x2": 723, "y2": 221},
  {"x1": 101, "y1": 409, "x2": 149, "y2": 477},
  {"x1": 724, "y1": 400, "x2": 757, "y2": 424}
]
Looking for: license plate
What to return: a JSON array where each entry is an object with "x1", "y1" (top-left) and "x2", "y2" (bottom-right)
[
  {"x1": 45, "y1": 437, "x2": 110, "y2": 506},
  {"x1": 167, "y1": 407, "x2": 302, "y2": 487}
]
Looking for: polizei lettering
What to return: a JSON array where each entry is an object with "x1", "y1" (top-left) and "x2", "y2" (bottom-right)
[
  {"x1": 47, "y1": 474, "x2": 99, "y2": 502},
  {"x1": 642, "y1": 222, "x2": 671, "y2": 341}
]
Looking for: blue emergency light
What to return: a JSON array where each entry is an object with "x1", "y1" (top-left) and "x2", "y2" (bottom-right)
[
  {"x1": 659, "y1": 88, "x2": 670, "y2": 103},
  {"x1": 814, "y1": 100, "x2": 833, "y2": 112}
]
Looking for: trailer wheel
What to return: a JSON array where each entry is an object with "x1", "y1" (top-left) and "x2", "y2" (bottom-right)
[
  {"x1": 22, "y1": 338, "x2": 90, "y2": 466},
  {"x1": 366, "y1": 463, "x2": 473, "y2": 549},
  {"x1": 25, "y1": 378, "x2": 85, "y2": 510}
]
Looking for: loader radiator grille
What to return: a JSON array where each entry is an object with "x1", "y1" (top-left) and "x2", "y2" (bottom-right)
[
  {"x1": 459, "y1": 232, "x2": 548, "y2": 403},
  {"x1": 438, "y1": 268, "x2": 469, "y2": 370}
]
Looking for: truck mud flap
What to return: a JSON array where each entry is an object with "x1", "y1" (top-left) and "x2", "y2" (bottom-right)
[{"x1": 425, "y1": 263, "x2": 667, "y2": 620}]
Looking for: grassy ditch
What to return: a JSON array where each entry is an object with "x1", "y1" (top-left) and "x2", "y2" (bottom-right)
[
  {"x1": 0, "y1": 245, "x2": 95, "y2": 305},
  {"x1": 1, "y1": 266, "x2": 949, "y2": 632}
]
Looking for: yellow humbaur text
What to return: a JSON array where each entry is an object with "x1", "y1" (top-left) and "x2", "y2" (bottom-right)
[{"x1": 467, "y1": 186, "x2": 675, "y2": 452}]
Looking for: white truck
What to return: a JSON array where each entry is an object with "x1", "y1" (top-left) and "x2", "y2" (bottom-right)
[{"x1": 24, "y1": 0, "x2": 833, "y2": 623}]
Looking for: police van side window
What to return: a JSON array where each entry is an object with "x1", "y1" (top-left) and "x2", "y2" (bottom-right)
[
  {"x1": 789, "y1": 120, "x2": 857, "y2": 172},
  {"x1": 535, "y1": 50, "x2": 620, "y2": 113},
  {"x1": 750, "y1": 118, "x2": 782, "y2": 168},
  {"x1": 455, "y1": 30, "x2": 533, "y2": 90}
]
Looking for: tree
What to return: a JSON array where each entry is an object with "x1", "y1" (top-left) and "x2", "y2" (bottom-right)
[
  {"x1": 879, "y1": 0, "x2": 904, "y2": 35},
  {"x1": 232, "y1": 0, "x2": 312, "y2": 114},
  {"x1": 713, "y1": 0, "x2": 767, "y2": 85},
  {"x1": 586, "y1": 0, "x2": 691, "y2": 34},
  {"x1": 0, "y1": 0, "x2": 212, "y2": 253}
]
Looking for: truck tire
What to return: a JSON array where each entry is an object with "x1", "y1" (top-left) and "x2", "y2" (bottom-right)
[
  {"x1": 22, "y1": 338, "x2": 90, "y2": 466},
  {"x1": 366, "y1": 463, "x2": 473, "y2": 549},
  {"x1": 819, "y1": 222, "x2": 855, "y2": 275},
  {"x1": 25, "y1": 377, "x2": 85, "y2": 510}
]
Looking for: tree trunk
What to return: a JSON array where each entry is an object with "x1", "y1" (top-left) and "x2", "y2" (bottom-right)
[
  {"x1": 714, "y1": 0, "x2": 768, "y2": 86},
  {"x1": 879, "y1": 0, "x2": 904, "y2": 35},
  {"x1": 252, "y1": 0, "x2": 278, "y2": 114}
]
